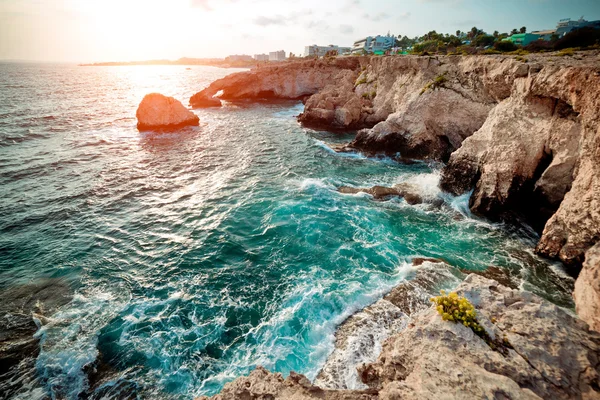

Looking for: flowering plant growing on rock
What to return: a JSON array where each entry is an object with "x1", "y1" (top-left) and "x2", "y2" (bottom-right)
[{"x1": 430, "y1": 290, "x2": 486, "y2": 337}]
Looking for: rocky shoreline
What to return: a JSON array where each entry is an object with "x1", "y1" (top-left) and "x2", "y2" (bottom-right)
[
  {"x1": 197, "y1": 265, "x2": 600, "y2": 400},
  {"x1": 188, "y1": 52, "x2": 600, "y2": 399},
  {"x1": 190, "y1": 52, "x2": 600, "y2": 334}
]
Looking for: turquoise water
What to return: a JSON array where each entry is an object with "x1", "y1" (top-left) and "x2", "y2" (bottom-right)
[{"x1": 0, "y1": 64, "x2": 573, "y2": 399}]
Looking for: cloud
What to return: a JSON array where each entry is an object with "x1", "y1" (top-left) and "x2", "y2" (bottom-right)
[
  {"x1": 362, "y1": 12, "x2": 390, "y2": 21},
  {"x1": 253, "y1": 9, "x2": 314, "y2": 27},
  {"x1": 254, "y1": 15, "x2": 286, "y2": 26},
  {"x1": 340, "y1": 24, "x2": 354, "y2": 34},
  {"x1": 398, "y1": 12, "x2": 411, "y2": 20}
]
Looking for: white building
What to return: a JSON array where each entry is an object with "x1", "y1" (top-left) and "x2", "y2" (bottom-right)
[
  {"x1": 227, "y1": 54, "x2": 253, "y2": 62},
  {"x1": 352, "y1": 35, "x2": 395, "y2": 54},
  {"x1": 304, "y1": 45, "x2": 352, "y2": 57},
  {"x1": 268, "y1": 50, "x2": 286, "y2": 61},
  {"x1": 253, "y1": 54, "x2": 269, "y2": 61}
]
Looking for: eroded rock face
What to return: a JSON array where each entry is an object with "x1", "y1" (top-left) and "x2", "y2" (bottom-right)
[
  {"x1": 359, "y1": 274, "x2": 600, "y2": 400},
  {"x1": 136, "y1": 93, "x2": 199, "y2": 131},
  {"x1": 574, "y1": 243, "x2": 600, "y2": 332},
  {"x1": 440, "y1": 55, "x2": 600, "y2": 270}
]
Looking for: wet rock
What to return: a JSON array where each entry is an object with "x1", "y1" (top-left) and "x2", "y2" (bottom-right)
[
  {"x1": 136, "y1": 93, "x2": 199, "y2": 131},
  {"x1": 338, "y1": 184, "x2": 424, "y2": 204},
  {"x1": 0, "y1": 279, "x2": 72, "y2": 396},
  {"x1": 411, "y1": 257, "x2": 444, "y2": 266},
  {"x1": 359, "y1": 274, "x2": 600, "y2": 400},
  {"x1": 574, "y1": 243, "x2": 600, "y2": 332},
  {"x1": 393, "y1": 183, "x2": 423, "y2": 205}
]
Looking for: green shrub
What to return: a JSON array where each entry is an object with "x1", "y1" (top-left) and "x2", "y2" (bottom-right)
[
  {"x1": 483, "y1": 49, "x2": 501, "y2": 55},
  {"x1": 355, "y1": 76, "x2": 367, "y2": 86},
  {"x1": 420, "y1": 74, "x2": 447, "y2": 95},
  {"x1": 558, "y1": 48, "x2": 575, "y2": 57},
  {"x1": 507, "y1": 48, "x2": 529, "y2": 56},
  {"x1": 430, "y1": 291, "x2": 486, "y2": 336},
  {"x1": 494, "y1": 40, "x2": 517, "y2": 52},
  {"x1": 514, "y1": 56, "x2": 527, "y2": 62}
]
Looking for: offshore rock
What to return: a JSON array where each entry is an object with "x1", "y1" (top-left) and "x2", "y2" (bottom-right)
[
  {"x1": 574, "y1": 243, "x2": 600, "y2": 332},
  {"x1": 136, "y1": 93, "x2": 199, "y2": 131},
  {"x1": 338, "y1": 183, "x2": 424, "y2": 205},
  {"x1": 359, "y1": 274, "x2": 600, "y2": 400}
]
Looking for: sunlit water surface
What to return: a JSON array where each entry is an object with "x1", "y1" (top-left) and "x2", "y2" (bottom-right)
[{"x1": 0, "y1": 64, "x2": 573, "y2": 399}]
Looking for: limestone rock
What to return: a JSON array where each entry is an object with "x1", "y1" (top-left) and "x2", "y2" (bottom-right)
[
  {"x1": 359, "y1": 274, "x2": 600, "y2": 400},
  {"x1": 196, "y1": 366, "x2": 377, "y2": 400},
  {"x1": 315, "y1": 262, "x2": 461, "y2": 390},
  {"x1": 136, "y1": 93, "x2": 199, "y2": 131},
  {"x1": 574, "y1": 243, "x2": 600, "y2": 332},
  {"x1": 440, "y1": 57, "x2": 600, "y2": 269}
]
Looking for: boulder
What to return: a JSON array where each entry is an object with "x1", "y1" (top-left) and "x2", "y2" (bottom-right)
[
  {"x1": 338, "y1": 184, "x2": 423, "y2": 204},
  {"x1": 136, "y1": 93, "x2": 199, "y2": 131}
]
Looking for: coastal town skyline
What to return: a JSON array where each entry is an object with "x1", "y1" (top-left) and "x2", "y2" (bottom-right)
[{"x1": 1, "y1": 0, "x2": 600, "y2": 62}]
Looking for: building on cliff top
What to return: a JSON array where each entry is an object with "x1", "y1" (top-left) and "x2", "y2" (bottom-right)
[
  {"x1": 304, "y1": 45, "x2": 352, "y2": 57},
  {"x1": 253, "y1": 54, "x2": 269, "y2": 61},
  {"x1": 226, "y1": 54, "x2": 253, "y2": 62},
  {"x1": 352, "y1": 35, "x2": 395, "y2": 54},
  {"x1": 268, "y1": 50, "x2": 286, "y2": 61}
]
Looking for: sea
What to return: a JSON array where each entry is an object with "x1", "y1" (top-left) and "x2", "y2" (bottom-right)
[{"x1": 0, "y1": 63, "x2": 574, "y2": 399}]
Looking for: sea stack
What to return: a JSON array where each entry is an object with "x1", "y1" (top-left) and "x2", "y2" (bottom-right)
[{"x1": 136, "y1": 93, "x2": 199, "y2": 131}]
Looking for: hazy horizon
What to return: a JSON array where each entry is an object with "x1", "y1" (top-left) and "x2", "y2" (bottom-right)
[{"x1": 1, "y1": 0, "x2": 599, "y2": 63}]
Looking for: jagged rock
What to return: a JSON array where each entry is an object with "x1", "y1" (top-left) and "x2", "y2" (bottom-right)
[
  {"x1": 439, "y1": 57, "x2": 600, "y2": 272},
  {"x1": 338, "y1": 184, "x2": 424, "y2": 204},
  {"x1": 315, "y1": 262, "x2": 461, "y2": 390},
  {"x1": 196, "y1": 366, "x2": 377, "y2": 400},
  {"x1": 574, "y1": 243, "x2": 600, "y2": 332},
  {"x1": 358, "y1": 274, "x2": 600, "y2": 400},
  {"x1": 136, "y1": 93, "x2": 199, "y2": 131}
]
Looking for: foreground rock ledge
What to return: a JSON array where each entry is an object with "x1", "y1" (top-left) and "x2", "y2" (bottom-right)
[
  {"x1": 136, "y1": 93, "x2": 199, "y2": 131},
  {"x1": 198, "y1": 274, "x2": 600, "y2": 400}
]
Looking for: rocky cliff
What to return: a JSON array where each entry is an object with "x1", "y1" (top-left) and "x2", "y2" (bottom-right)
[
  {"x1": 190, "y1": 52, "x2": 600, "y2": 331},
  {"x1": 198, "y1": 272, "x2": 600, "y2": 400}
]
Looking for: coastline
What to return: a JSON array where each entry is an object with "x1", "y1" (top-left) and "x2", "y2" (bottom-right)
[{"x1": 188, "y1": 51, "x2": 600, "y2": 399}]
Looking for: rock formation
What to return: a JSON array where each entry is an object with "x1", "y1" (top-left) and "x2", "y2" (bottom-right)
[
  {"x1": 192, "y1": 51, "x2": 600, "y2": 332},
  {"x1": 198, "y1": 273, "x2": 600, "y2": 400},
  {"x1": 574, "y1": 243, "x2": 600, "y2": 332},
  {"x1": 136, "y1": 93, "x2": 199, "y2": 131},
  {"x1": 337, "y1": 183, "x2": 424, "y2": 204}
]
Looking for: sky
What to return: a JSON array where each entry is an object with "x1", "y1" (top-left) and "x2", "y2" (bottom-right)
[{"x1": 0, "y1": 0, "x2": 599, "y2": 62}]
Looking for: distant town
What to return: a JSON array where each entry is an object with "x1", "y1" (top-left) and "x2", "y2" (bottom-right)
[{"x1": 81, "y1": 17, "x2": 600, "y2": 68}]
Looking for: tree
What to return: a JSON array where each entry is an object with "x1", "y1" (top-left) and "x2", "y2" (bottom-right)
[
  {"x1": 456, "y1": 30, "x2": 462, "y2": 37},
  {"x1": 511, "y1": 28, "x2": 518, "y2": 35},
  {"x1": 493, "y1": 30, "x2": 499, "y2": 38},
  {"x1": 474, "y1": 34, "x2": 495, "y2": 47},
  {"x1": 520, "y1": 26, "x2": 527, "y2": 34}
]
